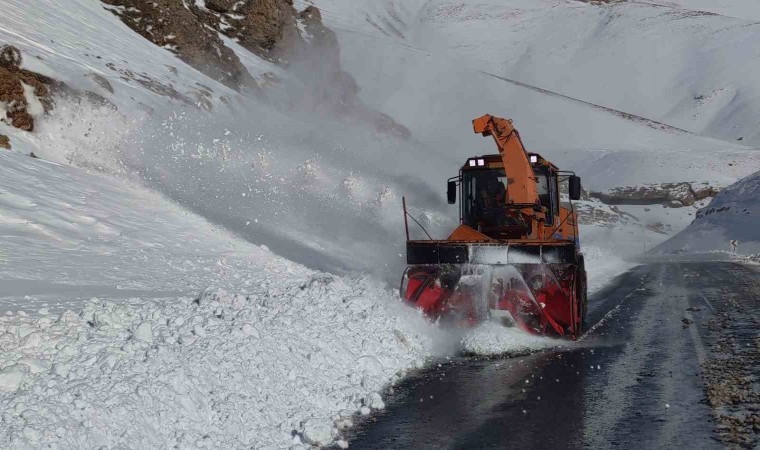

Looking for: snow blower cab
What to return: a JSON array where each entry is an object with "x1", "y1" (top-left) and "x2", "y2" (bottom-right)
[{"x1": 401, "y1": 114, "x2": 588, "y2": 338}]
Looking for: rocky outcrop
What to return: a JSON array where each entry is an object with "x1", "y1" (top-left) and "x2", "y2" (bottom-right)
[
  {"x1": 1, "y1": 45, "x2": 115, "y2": 136},
  {"x1": 100, "y1": 0, "x2": 255, "y2": 90},
  {"x1": 575, "y1": 201, "x2": 640, "y2": 226},
  {"x1": 0, "y1": 46, "x2": 52, "y2": 132},
  {"x1": 99, "y1": 0, "x2": 308, "y2": 89},
  {"x1": 590, "y1": 182, "x2": 720, "y2": 208},
  {"x1": 696, "y1": 204, "x2": 750, "y2": 220},
  {"x1": 100, "y1": 0, "x2": 410, "y2": 137},
  {"x1": 291, "y1": 7, "x2": 410, "y2": 137},
  {"x1": 195, "y1": 0, "x2": 302, "y2": 60},
  {"x1": 195, "y1": 2, "x2": 410, "y2": 137},
  {"x1": 0, "y1": 134, "x2": 10, "y2": 149}
]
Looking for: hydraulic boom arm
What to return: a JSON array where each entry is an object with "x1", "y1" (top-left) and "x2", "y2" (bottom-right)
[
  {"x1": 472, "y1": 114, "x2": 539, "y2": 206},
  {"x1": 472, "y1": 114, "x2": 545, "y2": 239}
]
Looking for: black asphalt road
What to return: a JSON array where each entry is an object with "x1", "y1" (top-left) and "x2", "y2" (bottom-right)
[{"x1": 348, "y1": 262, "x2": 759, "y2": 449}]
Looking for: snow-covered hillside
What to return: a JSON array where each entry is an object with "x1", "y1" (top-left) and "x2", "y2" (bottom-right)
[
  {"x1": 672, "y1": 0, "x2": 760, "y2": 21},
  {"x1": 330, "y1": 0, "x2": 760, "y2": 148},
  {"x1": 656, "y1": 170, "x2": 760, "y2": 255},
  {"x1": 2, "y1": 0, "x2": 760, "y2": 280}
]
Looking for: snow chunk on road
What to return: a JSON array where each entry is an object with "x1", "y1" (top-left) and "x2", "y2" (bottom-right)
[
  {"x1": 132, "y1": 321, "x2": 153, "y2": 343},
  {"x1": 461, "y1": 322, "x2": 555, "y2": 356},
  {"x1": 0, "y1": 364, "x2": 29, "y2": 392},
  {"x1": 301, "y1": 418, "x2": 334, "y2": 446}
]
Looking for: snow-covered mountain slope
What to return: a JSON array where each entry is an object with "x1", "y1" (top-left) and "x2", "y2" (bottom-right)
[
  {"x1": 330, "y1": 0, "x2": 760, "y2": 148},
  {"x1": 1, "y1": 0, "x2": 758, "y2": 281},
  {"x1": 0, "y1": 0, "x2": 236, "y2": 112},
  {"x1": 656, "y1": 170, "x2": 760, "y2": 255},
  {"x1": 0, "y1": 0, "x2": 429, "y2": 279},
  {"x1": 672, "y1": 0, "x2": 760, "y2": 20}
]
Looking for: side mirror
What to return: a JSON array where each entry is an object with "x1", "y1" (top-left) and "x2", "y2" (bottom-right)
[
  {"x1": 569, "y1": 175, "x2": 582, "y2": 201},
  {"x1": 447, "y1": 181, "x2": 457, "y2": 204}
]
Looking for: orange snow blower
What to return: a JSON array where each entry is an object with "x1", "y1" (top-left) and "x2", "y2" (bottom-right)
[{"x1": 401, "y1": 114, "x2": 587, "y2": 338}]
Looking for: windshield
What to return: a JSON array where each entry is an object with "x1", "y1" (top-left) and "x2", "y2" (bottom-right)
[
  {"x1": 462, "y1": 167, "x2": 554, "y2": 234},
  {"x1": 462, "y1": 169, "x2": 508, "y2": 231}
]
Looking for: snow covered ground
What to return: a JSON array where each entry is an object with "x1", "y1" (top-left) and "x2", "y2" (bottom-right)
[
  {"x1": 0, "y1": 280, "x2": 443, "y2": 448},
  {"x1": 670, "y1": 0, "x2": 760, "y2": 21}
]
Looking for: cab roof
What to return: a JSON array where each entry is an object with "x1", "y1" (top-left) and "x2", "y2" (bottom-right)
[{"x1": 461, "y1": 153, "x2": 559, "y2": 171}]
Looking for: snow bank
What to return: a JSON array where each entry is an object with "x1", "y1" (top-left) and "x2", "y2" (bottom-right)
[
  {"x1": 0, "y1": 270, "x2": 553, "y2": 449},
  {"x1": 0, "y1": 275, "x2": 445, "y2": 449}
]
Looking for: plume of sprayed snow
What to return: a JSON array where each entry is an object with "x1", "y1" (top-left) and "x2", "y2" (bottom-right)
[
  {"x1": 111, "y1": 97, "x2": 454, "y2": 281},
  {"x1": 582, "y1": 242, "x2": 635, "y2": 293}
]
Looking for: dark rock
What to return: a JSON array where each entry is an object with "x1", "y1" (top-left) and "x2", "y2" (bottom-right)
[
  {"x1": 0, "y1": 45, "x2": 22, "y2": 70},
  {"x1": 590, "y1": 182, "x2": 720, "y2": 207},
  {"x1": 1, "y1": 45, "x2": 112, "y2": 133},
  {"x1": 205, "y1": 0, "x2": 237, "y2": 13},
  {"x1": 0, "y1": 45, "x2": 53, "y2": 132},
  {"x1": 100, "y1": 0, "x2": 255, "y2": 90},
  {"x1": 85, "y1": 73, "x2": 114, "y2": 93}
]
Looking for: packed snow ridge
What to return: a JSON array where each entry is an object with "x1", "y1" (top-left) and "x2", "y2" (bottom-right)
[{"x1": 0, "y1": 274, "x2": 433, "y2": 448}]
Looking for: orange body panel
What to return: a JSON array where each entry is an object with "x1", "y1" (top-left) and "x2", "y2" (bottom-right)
[{"x1": 447, "y1": 224, "x2": 494, "y2": 242}]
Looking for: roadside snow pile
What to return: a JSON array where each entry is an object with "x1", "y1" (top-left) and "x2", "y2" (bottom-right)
[
  {"x1": 461, "y1": 322, "x2": 554, "y2": 356},
  {"x1": 657, "y1": 170, "x2": 760, "y2": 255},
  {"x1": 0, "y1": 275, "x2": 445, "y2": 449},
  {"x1": 745, "y1": 254, "x2": 760, "y2": 265}
]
